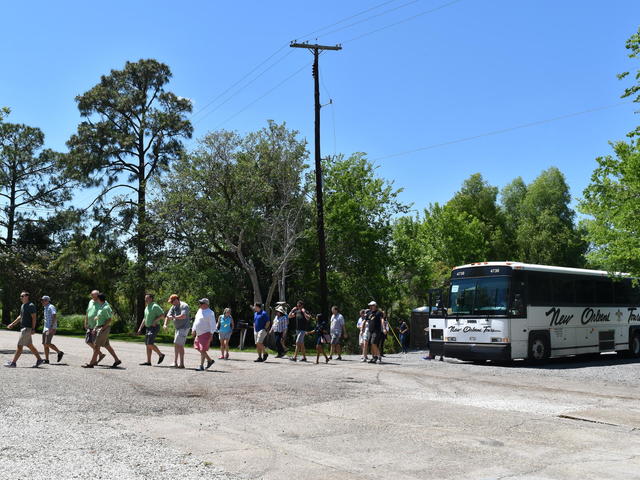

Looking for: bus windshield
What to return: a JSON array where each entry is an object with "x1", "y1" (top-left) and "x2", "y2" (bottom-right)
[{"x1": 450, "y1": 277, "x2": 510, "y2": 315}]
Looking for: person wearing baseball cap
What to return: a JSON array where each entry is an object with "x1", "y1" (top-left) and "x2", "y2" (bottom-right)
[
  {"x1": 41, "y1": 295, "x2": 63, "y2": 364},
  {"x1": 366, "y1": 301, "x2": 384, "y2": 364}
]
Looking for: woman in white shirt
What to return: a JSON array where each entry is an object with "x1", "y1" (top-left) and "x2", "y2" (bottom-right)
[{"x1": 191, "y1": 298, "x2": 216, "y2": 371}]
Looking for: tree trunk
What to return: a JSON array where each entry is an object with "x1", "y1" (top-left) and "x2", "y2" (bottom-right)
[
  {"x1": 1, "y1": 170, "x2": 17, "y2": 325},
  {"x1": 136, "y1": 174, "x2": 147, "y2": 328},
  {"x1": 278, "y1": 267, "x2": 286, "y2": 302},
  {"x1": 235, "y1": 238, "x2": 262, "y2": 305}
]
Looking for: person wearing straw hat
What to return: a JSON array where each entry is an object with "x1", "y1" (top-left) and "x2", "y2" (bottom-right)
[{"x1": 270, "y1": 305, "x2": 288, "y2": 358}]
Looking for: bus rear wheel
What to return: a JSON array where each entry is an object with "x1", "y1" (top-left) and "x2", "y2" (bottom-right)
[{"x1": 528, "y1": 335, "x2": 549, "y2": 362}]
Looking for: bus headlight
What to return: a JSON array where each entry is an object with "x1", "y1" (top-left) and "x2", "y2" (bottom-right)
[
  {"x1": 491, "y1": 337, "x2": 510, "y2": 343},
  {"x1": 446, "y1": 337, "x2": 456, "y2": 342}
]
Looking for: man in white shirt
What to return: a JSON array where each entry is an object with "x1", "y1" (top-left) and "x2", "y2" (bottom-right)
[
  {"x1": 329, "y1": 305, "x2": 345, "y2": 361},
  {"x1": 191, "y1": 298, "x2": 216, "y2": 371},
  {"x1": 41, "y1": 295, "x2": 64, "y2": 364}
]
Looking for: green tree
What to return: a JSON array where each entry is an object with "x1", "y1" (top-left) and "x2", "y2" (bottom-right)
[
  {"x1": 516, "y1": 167, "x2": 586, "y2": 266},
  {"x1": 0, "y1": 121, "x2": 70, "y2": 324},
  {"x1": 581, "y1": 141, "x2": 640, "y2": 273},
  {"x1": 618, "y1": 26, "x2": 640, "y2": 138},
  {"x1": 65, "y1": 59, "x2": 192, "y2": 323},
  {"x1": 447, "y1": 173, "x2": 507, "y2": 259},
  {"x1": 580, "y1": 28, "x2": 640, "y2": 275},
  {"x1": 156, "y1": 121, "x2": 309, "y2": 308},
  {"x1": 317, "y1": 153, "x2": 408, "y2": 317}
]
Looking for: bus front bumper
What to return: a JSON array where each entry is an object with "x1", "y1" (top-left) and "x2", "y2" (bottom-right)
[{"x1": 439, "y1": 342, "x2": 510, "y2": 361}]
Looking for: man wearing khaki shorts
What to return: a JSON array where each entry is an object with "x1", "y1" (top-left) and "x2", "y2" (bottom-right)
[
  {"x1": 4, "y1": 291, "x2": 44, "y2": 368},
  {"x1": 164, "y1": 294, "x2": 191, "y2": 368},
  {"x1": 85, "y1": 290, "x2": 105, "y2": 364},
  {"x1": 82, "y1": 293, "x2": 121, "y2": 368}
]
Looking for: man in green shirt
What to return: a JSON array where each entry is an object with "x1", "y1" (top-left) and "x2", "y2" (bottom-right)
[
  {"x1": 137, "y1": 293, "x2": 166, "y2": 366},
  {"x1": 82, "y1": 293, "x2": 122, "y2": 368},
  {"x1": 84, "y1": 290, "x2": 105, "y2": 364}
]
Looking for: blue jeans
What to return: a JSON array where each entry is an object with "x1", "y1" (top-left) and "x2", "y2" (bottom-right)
[
  {"x1": 400, "y1": 333, "x2": 409, "y2": 353},
  {"x1": 274, "y1": 332, "x2": 285, "y2": 356}
]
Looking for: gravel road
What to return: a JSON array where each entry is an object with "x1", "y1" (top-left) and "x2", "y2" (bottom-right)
[{"x1": 2, "y1": 330, "x2": 640, "y2": 480}]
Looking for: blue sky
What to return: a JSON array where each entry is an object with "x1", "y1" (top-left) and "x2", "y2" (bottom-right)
[{"x1": 2, "y1": 0, "x2": 639, "y2": 213}]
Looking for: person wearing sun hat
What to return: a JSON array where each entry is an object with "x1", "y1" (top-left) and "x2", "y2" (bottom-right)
[
  {"x1": 270, "y1": 305, "x2": 288, "y2": 358},
  {"x1": 191, "y1": 298, "x2": 216, "y2": 371}
]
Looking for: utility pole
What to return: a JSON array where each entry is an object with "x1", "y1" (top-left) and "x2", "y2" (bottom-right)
[{"x1": 290, "y1": 41, "x2": 341, "y2": 323}]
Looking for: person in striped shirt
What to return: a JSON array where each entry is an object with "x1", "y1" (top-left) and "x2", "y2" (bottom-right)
[{"x1": 270, "y1": 306, "x2": 288, "y2": 358}]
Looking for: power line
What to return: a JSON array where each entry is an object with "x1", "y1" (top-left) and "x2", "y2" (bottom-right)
[
  {"x1": 214, "y1": 61, "x2": 313, "y2": 129},
  {"x1": 369, "y1": 101, "x2": 633, "y2": 162},
  {"x1": 343, "y1": 0, "x2": 465, "y2": 44},
  {"x1": 190, "y1": 44, "x2": 289, "y2": 121},
  {"x1": 192, "y1": 0, "x2": 410, "y2": 125},
  {"x1": 193, "y1": 50, "x2": 295, "y2": 126},
  {"x1": 316, "y1": 0, "x2": 422, "y2": 40},
  {"x1": 294, "y1": 0, "x2": 402, "y2": 41}
]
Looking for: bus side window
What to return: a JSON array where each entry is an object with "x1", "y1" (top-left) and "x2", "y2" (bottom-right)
[
  {"x1": 594, "y1": 279, "x2": 613, "y2": 305},
  {"x1": 614, "y1": 279, "x2": 634, "y2": 305},
  {"x1": 575, "y1": 277, "x2": 595, "y2": 305},
  {"x1": 553, "y1": 276, "x2": 575, "y2": 305},
  {"x1": 528, "y1": 272, "x2": 552, "y2": 305}
]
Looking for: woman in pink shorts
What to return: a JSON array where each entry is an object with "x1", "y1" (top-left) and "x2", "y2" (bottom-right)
[{"x1": 191, "y1": 298, "x2": 216, "y2": 371}]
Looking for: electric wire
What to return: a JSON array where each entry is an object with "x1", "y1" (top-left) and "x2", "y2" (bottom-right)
[
  {"x1": 342, "y1": 0, "x2": 465, "y2": 44},
  {"x1": 214, "y1": 61, "x2": 313, "y2": 129},
  {"x1": 192, "y1": 0, "x2": 411, "y2": 125},
  {"x1": 315, "y1": 0, "x2": 422, "y2": 40},
  {"x1": 193, "y1": 49, "x2": 295, "y2": 126},
  {"x1": 294, "y1": 0, "x2": 402, "y2": 41},
  {"x1": 369, "y1": 101, "x2": 633, "y2": 162}
]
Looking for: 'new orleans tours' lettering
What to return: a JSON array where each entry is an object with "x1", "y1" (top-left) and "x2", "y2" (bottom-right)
[
  {"x1": 627, "y1": 307, "x2": 640, "y2": 323},
  {"x1": 580, "y1": 308, "x2": 610, "y2": 325},
  {"x1": 546, "y1": 307, "x2": 613, "y2": 326},
  {"x1": 448, "y1": 325, "x2": 500, "y2": 333},
  {"x1": 546, "y1": 307, "x2": 573, "y2": 326}
]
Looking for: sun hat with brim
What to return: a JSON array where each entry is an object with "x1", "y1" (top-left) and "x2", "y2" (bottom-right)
[
  {"x1": 198, "y1": 298, "x2": 209, "y2": 305},
  {"x1": 275, "y1": 306, "x2": 286, "y2": 314},
  {"x1": 368, "y1": 301, "x2": 377, "y2": 306},
  {"x1": 41, "y1": 296, "x2": 51, "y2": 301}
]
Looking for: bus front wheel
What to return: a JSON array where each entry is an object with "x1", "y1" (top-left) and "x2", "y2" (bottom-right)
[{"x1": 528, "y1": 334, "x2": 549, "y2": 362}]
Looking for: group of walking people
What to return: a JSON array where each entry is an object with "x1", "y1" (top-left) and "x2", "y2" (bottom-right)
[{"x1": 3, "y1": 289, "x2": 409, "y2": 369}]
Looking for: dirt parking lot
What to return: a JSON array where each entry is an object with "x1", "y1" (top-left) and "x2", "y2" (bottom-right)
[{"x1": 2, "y1": 330, "x2": 640, "y2": 480}]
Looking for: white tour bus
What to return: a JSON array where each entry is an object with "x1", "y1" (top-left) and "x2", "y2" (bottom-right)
[{"x1": 427, "y1": 262, "x2": 640, "y2": 362}]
